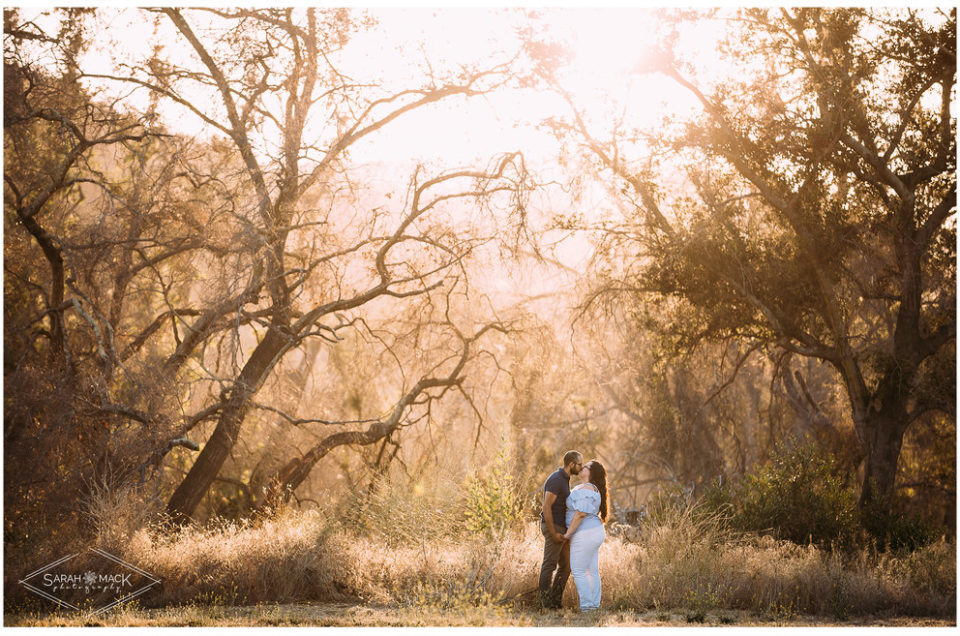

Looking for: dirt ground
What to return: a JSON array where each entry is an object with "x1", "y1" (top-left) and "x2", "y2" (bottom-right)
[{"x1": 5, "y1": 602, "x2": 956, "y2": 627}]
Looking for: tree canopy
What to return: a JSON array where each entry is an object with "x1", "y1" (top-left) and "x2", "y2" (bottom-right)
[{"x1": 4, "y1": 7, "x2": 954, "y2": 543}]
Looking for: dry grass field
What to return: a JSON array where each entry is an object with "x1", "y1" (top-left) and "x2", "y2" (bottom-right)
[{"x1": 5, "y1": 495, "x2": 955, "y2": 627}]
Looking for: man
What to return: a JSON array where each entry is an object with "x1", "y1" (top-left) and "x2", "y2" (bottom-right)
[{"x1": 538, "y1": 449, "x2": 582, "y2": 609}]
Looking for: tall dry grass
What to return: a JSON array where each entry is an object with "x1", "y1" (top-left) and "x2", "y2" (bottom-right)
[
  {"x1": 601, "y1": 504, "x2": 956, "y2": 619},
  {"x1": 6, "y1": 477, "x2": 955, "y2": 621}
]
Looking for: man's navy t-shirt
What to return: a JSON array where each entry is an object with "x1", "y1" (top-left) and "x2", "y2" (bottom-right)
[{"x1": 541, "y1": 467, "x2": 571, "y2": 529}]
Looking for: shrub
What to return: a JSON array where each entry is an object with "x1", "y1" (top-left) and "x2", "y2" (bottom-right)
[
  {"x1": 724, "y1": 442, "x2": 860, "y2": 548},
  {"x1": 463, "y1": 447, "x2": 525, "y2": 537},
  {"x1": 700, "y1": 443, "x2": 945, "y2": 552},
  {"x1": 860, "y1": 501, "x2": 941, "y2": 552}
]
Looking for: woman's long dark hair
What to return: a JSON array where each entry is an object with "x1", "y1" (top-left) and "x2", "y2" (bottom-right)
[{"x1": 585, "y1": 460, "x2": 608, "y2": 522}]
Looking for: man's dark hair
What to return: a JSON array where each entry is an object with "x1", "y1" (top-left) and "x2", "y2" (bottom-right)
[{"x1": 562, "y1": 450, "x2": 581, "y2": 467}]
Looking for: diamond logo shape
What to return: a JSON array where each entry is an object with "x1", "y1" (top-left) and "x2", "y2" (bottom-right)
[{"x1": 19, "y1": 547, "x2": 161, "y2": 616}]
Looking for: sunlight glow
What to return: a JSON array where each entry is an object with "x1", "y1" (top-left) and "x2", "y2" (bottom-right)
[{"x1": 10, "y1": 8, "x2": 732, "y2": 311}]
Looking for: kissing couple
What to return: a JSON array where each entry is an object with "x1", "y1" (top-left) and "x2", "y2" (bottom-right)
[{"x1": 538, "y1": 450, "x2": 608, "y2": 612}]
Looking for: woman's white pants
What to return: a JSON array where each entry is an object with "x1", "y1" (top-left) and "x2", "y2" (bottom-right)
[{"x1": 569, "y1": 524, "x2": 605, "y2": 610}]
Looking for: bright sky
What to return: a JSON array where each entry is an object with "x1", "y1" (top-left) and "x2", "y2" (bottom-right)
[
  {"x1": 15, "y1": 6, "x2": 708, "y2": 163},
  {"x1": 9, "y1": 5, "x2": 949, "y2": 178},
  {"x1": 9, "y1": 6, "x2": 723, "y2": 317}
]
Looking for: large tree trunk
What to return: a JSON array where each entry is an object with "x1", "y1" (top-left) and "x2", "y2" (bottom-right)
[
  {"x1": 166, "y1": 327, "x2": 290, "y2": 523},
  {"x1": 858, "y1": 412, "x2": 907, "y2": 510},
  {"x1": 248, "y1": 339, "x2": 322, "y2": 503},
  {"x1": 843, "y1": 351, "x2": 914, "y2": 513},
  {"x1": 254, "y1": 427, "x2": 389, "y2": 512}
]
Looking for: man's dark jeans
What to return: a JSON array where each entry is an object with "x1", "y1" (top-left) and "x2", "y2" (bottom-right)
[{"x1": 538, "y1": 521, "x2": 570, "y2": 608}]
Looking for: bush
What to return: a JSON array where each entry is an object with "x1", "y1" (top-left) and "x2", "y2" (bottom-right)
[
  {"x1": 463, "y1": 447, "x2": 525, "y2": 537},
  {"x1": 699, "y1": 443, "x2": 945, "y2": 552},
  {"x1": 721, "y1": 442, "x2": 860, "y2": 548},
  {"x1": 860, "y1": 501, "x2": 941, "y2": 552}
]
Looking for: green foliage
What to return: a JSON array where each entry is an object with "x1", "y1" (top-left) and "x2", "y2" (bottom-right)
[
  {"x1": 860, "y1": 500, "x2": 940, "y2": 552},
  {"x1": 574, "y1": 7, "x2": 956, "y2": 523},
  {"x1": 463, "y1": 447, "x2": 524, "y2": 537},
  {"x1": 721, "y1": 442, "x2": 860, "y2": 548},
  {"x1": 699, "y1": 442, "x2": 945, "y2": 551},
  {"x1": 697, "y1": 480, "x2": 734, "y2": 520}
]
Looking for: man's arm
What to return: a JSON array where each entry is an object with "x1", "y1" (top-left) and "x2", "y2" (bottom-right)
[{"x1": 542, "y1": 490, "x2": 565, "y2": 544}]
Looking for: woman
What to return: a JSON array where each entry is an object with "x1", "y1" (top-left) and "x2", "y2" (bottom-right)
[{"x1": 563, "y1": 459, "x2": 607, "y2": 612}]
